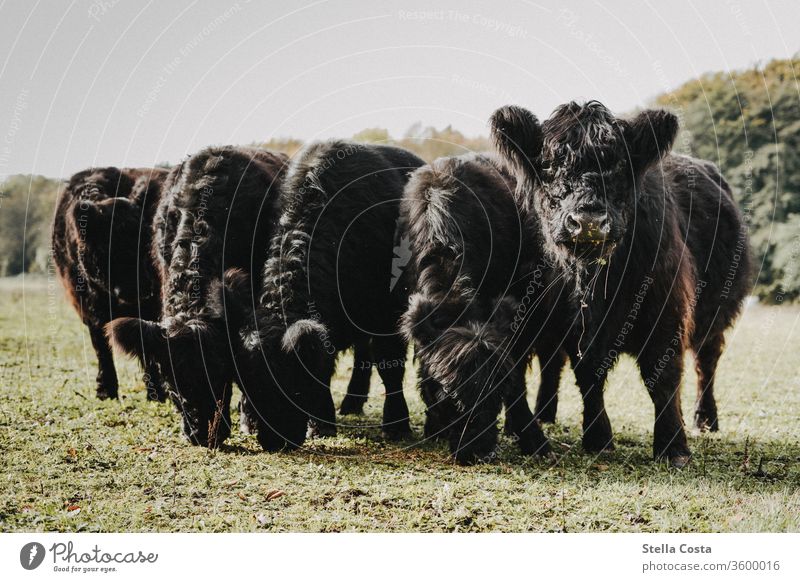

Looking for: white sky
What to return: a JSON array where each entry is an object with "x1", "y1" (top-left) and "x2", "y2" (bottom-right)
[{"x1": 0, "y1": 0, "x2": 797, "y2": 178}]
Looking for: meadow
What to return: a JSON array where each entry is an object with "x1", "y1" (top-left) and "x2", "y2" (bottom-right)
[{"x1": 1, "y1": 276, "x2": 799, "y2": 532}]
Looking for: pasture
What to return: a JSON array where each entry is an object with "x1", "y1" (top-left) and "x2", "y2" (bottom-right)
[{"x1": 1, "y1": 276, "x2": 799, "y2": 532}]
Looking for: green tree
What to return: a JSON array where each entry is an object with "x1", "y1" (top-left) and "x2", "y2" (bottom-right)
[
  {"x1": 656, "y1": 56, "x2": 800, "y2": 300},
  {"x1": 0, "y1": 175, "x2": 61, "y2": 276}
]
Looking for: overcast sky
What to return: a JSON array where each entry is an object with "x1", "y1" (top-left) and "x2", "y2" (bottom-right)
[{"x1": 0, "y1": 0, "x2": 797, "y2": 178}]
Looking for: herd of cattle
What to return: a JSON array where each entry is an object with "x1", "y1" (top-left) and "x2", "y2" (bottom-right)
[{"x1": 52, "y1": 101, "x2": 751, "y2": 466}]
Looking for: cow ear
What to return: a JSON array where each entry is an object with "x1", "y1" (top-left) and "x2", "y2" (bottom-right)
[
  {"x1": 73, "y1": 201, "x2": 109, "y2": 245},
  {"x1": 622, "y1": 109, "x2": 679, "y2": 175},
  {"x1": 281, "y1": 319, "x2": 327, "y2": 355},
  {"x1": 222, "y1": 268, "x2": 252, "y2": 302},
  {"x1": 489, "y1": 105, "x2": 544, "y2": 183},
  {"x1": 74, "y1": 199, "x2": 103, "y2": 223},
  {"x1": 401, "y1": 293, "x2": 441, "y2": 346},
  {"x1": 209, "y1": 268, "x2": 254, "y2": 332},
  {"x1": 106, "y1": 317, "x2": 165, "y2": 360},
  {"x1": 130, "y1": 175, "x2": 160, "y2": 206},
  {"x1": 75, "y1": 198, "x2": 128, "y2": 223}
]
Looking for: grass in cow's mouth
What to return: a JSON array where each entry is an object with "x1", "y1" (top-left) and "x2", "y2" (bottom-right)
[{"x1": 1, "y1": 276, "x2": 799, "y2": 532}]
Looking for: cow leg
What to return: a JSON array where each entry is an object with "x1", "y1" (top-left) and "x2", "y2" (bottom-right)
[
  {"x1": 534, "y1": 346, "x2": 566, "y2": 423},
  {"x1": 339, "y1": 340, "x2": 372, "y2": 415},
  {"x1": 306, "y1": 355, "x2": 337, "y2": 438},
  {"x1": 420, "y1": 373, "x2": 453, "y2": 442},
  {"x1": 143, "y1": 357, "x2": 166, "y2": 402},
  {"x1": 504, "y1": 361, "x2": 550, "y2": 456},
  {"x1": 449, "y1": 391, "x2": 503, "y2": 465},
  {"x1": 694, "y1": 334, "x2": 723, "y2": 432},
  {"x1": 89, "y1": 324, "x2": 119, "y2": 400},
  {"x1": 238, "y1": 393, "x2": 258, "y2": 435},
  {"x1": 639, "y1": 344, "x2": 691, "y2": 467},
  {"x1": 572, "y1": 352, "x2": 615, "y2": 453},
  {"x1": 373, "y1": 335, "x2": 412, "y2": 440}
]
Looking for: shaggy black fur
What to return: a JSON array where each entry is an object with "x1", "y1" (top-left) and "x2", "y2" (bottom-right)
[
  {"x1": 52, "y1": 167, "x2": 168, "y2": 401},
  {"x1": 233, "y1": 140, "x2": 424, "y2": 452},
  {"x1": 400, "y1": 153, "x2": 554, "y2": 464},
  {"x1": 107, "y1": 147, "x2": 288, "y2": 447},
  {"x1": 491, "y1": 101, "x2": 751, "y2": 465}
]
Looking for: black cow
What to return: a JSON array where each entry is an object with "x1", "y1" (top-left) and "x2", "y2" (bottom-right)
[
  {"x1": 52, "y1": 167, "x2": 168, "y2": 401},
  {"x1": 108, "y1": 147, "x2": 288, "y2": 446},
  {"x1": 230, "y1": 140, "x2": 423, "y2": 451},
  {"x1": 400, "y1": 153, "x2": 553, "y2": 464},
  {"x1": 491, "y1": 101, "x2": 751, "y2": 466}
]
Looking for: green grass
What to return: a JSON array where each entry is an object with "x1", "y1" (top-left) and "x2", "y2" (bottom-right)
[{"x1": 1, "y1": 276, "x2": 799, "y2": 532}]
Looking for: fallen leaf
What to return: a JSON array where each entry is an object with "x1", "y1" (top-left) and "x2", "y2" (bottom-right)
[
  {"x1": 265, "y1": 490, "x2": 285, "y2": 501},
  {"x1": 593, "y1": 464, "x2": 609, "y2": 471},
  {"x1": 238, "y1": 492, "x2": 247, "y2": 501}
]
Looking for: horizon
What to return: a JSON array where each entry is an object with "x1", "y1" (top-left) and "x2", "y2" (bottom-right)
[{"x1": 0, "y1": 0, "x2": 797, "y2": 179}]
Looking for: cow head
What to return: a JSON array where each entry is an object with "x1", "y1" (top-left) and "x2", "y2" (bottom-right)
[
  {"x1": 75, "y1": 197, "x2": 146, "y2": 298},
  {"x1": 402, "y1": 293, "x2": 518, "y2": 463},
  {"x1": 105, "y1": 274, "x2": 248, "y2": 447},
  {"x1": 491, "y1": 101, "x2": 678, "y2": 266},
  {"x1": 234, "y1": 312, "x2": 330, "y2": 452}
]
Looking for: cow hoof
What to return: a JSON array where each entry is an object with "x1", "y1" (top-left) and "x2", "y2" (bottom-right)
[
  {"x1": 695, "y1": 410, "x2": 719, "y2": 433},
  {"x1": 96, "y1": 387, "x2": 118, "y2": 400},
  {"x1": 382, "y1": 423, "x2": 412, "y2": 441},
  {"x1": 582, "y1": 432, "x2": 615, "y2": 453},
  {"x1": 339, "y1": 397, "x2": 366, "y2": 416},
  {"x1": 239, "y1": 416, "x2": 257, "y2": 436},
  {"x1": 670, "y1": 455, "x2": 691, "y2": 469},
  {"x1": 424, "y1": 419, "x2": 450, "y2": 441},
  {"x1": 450, "y1": 427, "x2": 498, "y2": 465},
  {"x1": 307, "y1": 421, "x2": 337, "y2": 439},
  {"x1": 656, "y1": 443, "x2": 691, "y2": 468},
  {"x1": 452, "y1": 446, "x2": 483, "y2": 466},
  {"x1": 258, "y1": 435, "x2": 295, "y2": 453},
  {"x1": 582, "y1": 416, "x2": 615, "y2": 453},
  {"x1": 534, "y1": 406, "x2": 557, "y2": 424},
  {"x1": 453, "y1": 443, "x2": 498, "y2": 465},
  {"x1": 517, "y1": 426, "x2": 552, "y2": 457},
  {"x1": 146, "y1": 388, "x2": 166, "y2": 403}
]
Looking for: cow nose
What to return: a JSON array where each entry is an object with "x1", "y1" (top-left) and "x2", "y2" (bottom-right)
[{"x1": 565, "y1": 212, "x2": 609, "y2": 242}]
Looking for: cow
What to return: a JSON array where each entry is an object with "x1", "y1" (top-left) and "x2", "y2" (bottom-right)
[
  {"x1": 107, "y1": 147, "x2": 288, "y2": 447},
  {"x1": 490, "y1": 101, "x2": 751, "y2": 466},
  {"x1": 229, "y1": 140, "x2": 424, "y2": 451},
  {"x1": 400, "y1": 153, "x2": 554, "y2": 464},
  {"x1": 52, "y1": 167, "x2": 168, "y2": 401}
]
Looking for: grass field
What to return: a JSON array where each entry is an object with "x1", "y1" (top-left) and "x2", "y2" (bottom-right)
[{"x1": 1, "y1": 276, "x2": 799, "y2": 532}]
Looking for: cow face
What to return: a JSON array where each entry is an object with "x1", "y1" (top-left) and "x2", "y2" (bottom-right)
[
  {"x1": 107, "y1": 312, "x2": 235, "y2": 448},
  {"x1": 235, "y1": 317, "x2": 329, "y2": 452},
  {"x1": 402, "y1": 293, "x2": 515, "y2": 463},
  {"x1": 490, "y1": 102, "x2": 678, "y2": 266}
]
